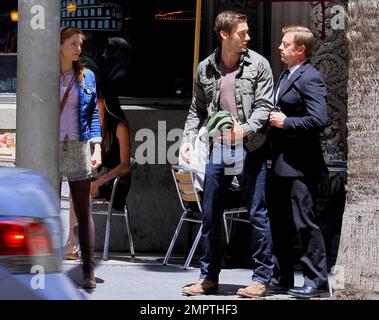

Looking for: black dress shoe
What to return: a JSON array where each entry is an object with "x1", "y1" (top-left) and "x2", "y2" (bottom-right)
[
  {"x1": 269, "y1": 284, "x2": 290, "y2": 294},
  {"x1": 288, "y1": 286, "x2": 329, "y2": 299}
]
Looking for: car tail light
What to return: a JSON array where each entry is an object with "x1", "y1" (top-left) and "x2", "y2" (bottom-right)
[{"x1": 0, "y1": 218, "x2": 60, "y2": 273}]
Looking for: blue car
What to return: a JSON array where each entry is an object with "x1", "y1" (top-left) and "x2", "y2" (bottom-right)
[{"x1": 0, "y1": 167, "x2": 83, "y2": 300}]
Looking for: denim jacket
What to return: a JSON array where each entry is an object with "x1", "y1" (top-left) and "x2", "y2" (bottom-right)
[
  {"x1": 77, "y1": 68, "x2": 102, "y2": 144},
  {"x1": 183, "y1": 48, "x2": 274, "y2": 152}
]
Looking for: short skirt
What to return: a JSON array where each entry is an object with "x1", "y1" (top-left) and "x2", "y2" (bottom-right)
[{"x1": 59, "y1": 137, "x2": 93, "y2": 182}]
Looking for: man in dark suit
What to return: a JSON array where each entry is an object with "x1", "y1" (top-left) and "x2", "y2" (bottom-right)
[{"x1": 268, "y1": 26, "x2": 329, "y2": 298}]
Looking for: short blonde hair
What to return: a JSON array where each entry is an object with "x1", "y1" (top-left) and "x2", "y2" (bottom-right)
[{"x1": 282, "y1": 26, "x2": 316, "y2": 58}]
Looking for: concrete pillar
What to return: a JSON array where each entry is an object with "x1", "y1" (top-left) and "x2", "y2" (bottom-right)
[{"x1": 16, "y1": 1, "x2": 61, "y2": 194}]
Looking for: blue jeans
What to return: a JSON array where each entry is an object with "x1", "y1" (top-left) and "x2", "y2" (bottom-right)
[{"x1": 200, "y1": 145, "x2": 273, "y2": 284}]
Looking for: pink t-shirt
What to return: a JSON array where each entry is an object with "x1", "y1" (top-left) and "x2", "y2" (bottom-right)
[
  {"x1": 218, "y1": 60, "x2": 239, "y2": 118},
  {"x1": 60, "y1": 71, "x2": 80, "y2": 141}
]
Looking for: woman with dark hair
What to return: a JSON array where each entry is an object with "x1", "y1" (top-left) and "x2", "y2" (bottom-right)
[
  {"x1": 90, "y1": 90, "x2": 133, "y2": 212},
  {"x1": 88, "y1": 35, "x2": 133, "y2": 210},
  {"x1": 60, "y1": 27, "x2": 102, "y2": 289}
]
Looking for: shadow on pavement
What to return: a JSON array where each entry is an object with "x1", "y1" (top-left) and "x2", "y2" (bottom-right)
[
  {"x1": 64, "y1": 261, "x2": 105, "y2": 294},
  {"x1": 140, "y1": 264, "x2": 198, "y2": 273}
]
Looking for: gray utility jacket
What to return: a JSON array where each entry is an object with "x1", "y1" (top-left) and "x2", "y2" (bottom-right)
[{"x1": 183, "y1": 48, "x2": 274, "y2": 152}]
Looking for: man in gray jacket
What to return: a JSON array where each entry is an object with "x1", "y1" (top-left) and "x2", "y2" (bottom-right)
[{"x1": 181, "y1": 10, "x2": 274, "y2": 297}]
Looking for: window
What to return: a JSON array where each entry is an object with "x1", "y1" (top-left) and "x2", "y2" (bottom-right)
[
  {"x1": 90, "y1": 0, "x2": 95, "y2": 4},
  {"x1": 73, "y1": 0, "x2": 199, "y2": 98},
  {"x1": 0, "y1": 0, "x2": 200, "y2": 98},
  {"x1": 0, "y1": 0, "x2": 272, "y2": 98}
]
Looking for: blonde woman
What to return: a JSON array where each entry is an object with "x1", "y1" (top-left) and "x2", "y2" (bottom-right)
[{"x1": 60, "y1": 27, "x2": 102, "y2": 289}]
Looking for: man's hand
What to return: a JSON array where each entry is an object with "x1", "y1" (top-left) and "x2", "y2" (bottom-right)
[
  {"x1": 180, "y1": 142, "x2": 193, "y2": 164},
  {"x1": 219, "y1": 117, "x2": 246, "y2": 145},
  {"x1": 269, "y1": 111, "x2": 287, "y2": 128},
  {"x1": 91, "y1": 143, "x2": 102, "y2": 169}
]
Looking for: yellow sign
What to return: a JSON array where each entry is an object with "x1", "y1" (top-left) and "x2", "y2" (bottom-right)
[{"x1": 67, "y1": 2, "x2": 77, "y2": 14}]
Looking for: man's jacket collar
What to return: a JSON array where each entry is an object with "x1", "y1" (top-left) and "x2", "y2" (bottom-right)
[
  {"x1": 209, "y1": 47, "x2": 253, "y2": 72},
  {"x1": 275, "y1": 59, "x2": 312, "y2": 102}
]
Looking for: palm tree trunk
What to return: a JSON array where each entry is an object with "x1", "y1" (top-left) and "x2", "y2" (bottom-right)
[{"x1": 334, "y1": 0, "x2": 379, "y2": 299}]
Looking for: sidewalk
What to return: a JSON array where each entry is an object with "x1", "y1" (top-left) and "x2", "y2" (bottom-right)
[{"x1": 63, "y1": 253, "x2": 332, "y2": 300}]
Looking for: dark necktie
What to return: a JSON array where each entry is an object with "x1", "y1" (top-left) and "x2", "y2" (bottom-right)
[{"x1": 278, "y1": 69, "x2": 290, "y2": 97}]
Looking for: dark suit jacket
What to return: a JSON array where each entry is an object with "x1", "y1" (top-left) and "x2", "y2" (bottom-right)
[{"x1": 271, "y1": 60, "x2": 328, "y2": 178}]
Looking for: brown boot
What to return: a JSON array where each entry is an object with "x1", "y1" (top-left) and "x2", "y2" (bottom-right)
[
  {"x1": 237, "y1": 281, "x2": 269, "y2": 298},
  {"x1": 182, "y1": 279, "x2": 218, "y2": 296},
  {"x1": 82, "y1": 270, "x2": 96, "y2": 289},
  {"x1": 81, "y1": 252, "x2": 96, "y2": 289}
]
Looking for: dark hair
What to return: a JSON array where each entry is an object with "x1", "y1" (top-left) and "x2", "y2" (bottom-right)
[
  {"x1": 60, "y1": 27, "x2": 86, "y2": 82},
  {"x1": 214, "y1": 11, "x2": 247, "y2": 41},
  {"x1": 105, "y1": 37, "x2": 130, "y2": 63},
  {"x1": 282, "y1": 26, "x2": 316, "y2": 58},
  {"x1": 98, "y1": 92, "x2": 129, "y2": 156}
]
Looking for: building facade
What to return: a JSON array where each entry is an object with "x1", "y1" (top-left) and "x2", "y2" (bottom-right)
[{"x1": 60, "y1": 0, "x2": 122, "y2": 31}]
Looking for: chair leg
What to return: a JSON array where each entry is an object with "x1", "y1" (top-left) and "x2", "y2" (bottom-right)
[
  {"x1": 163, "y1": 211, "x2": 187, "y2": 265},
  {"x1": 183, "y1": 225, "x2": 202, "y2": 270},
  {"x1": 223, "y1": 213, "x2": 230, "y2": 245},
  {"x1": 124, "y1": 204, "x2": 135, "y2": 260},
  {"x1": 103, "y1": 207, "x2": 113, "y2": 261}
]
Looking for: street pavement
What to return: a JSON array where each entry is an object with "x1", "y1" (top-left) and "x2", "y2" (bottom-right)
[{"x1": 63, "y1": 253, "x2": 332, "y2": 300}]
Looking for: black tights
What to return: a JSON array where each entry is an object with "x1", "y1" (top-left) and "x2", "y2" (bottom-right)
[{"x1": 69, "y1": 179, "x2": 95, "y2": 272}]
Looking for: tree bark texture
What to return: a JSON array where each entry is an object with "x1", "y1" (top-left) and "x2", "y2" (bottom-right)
[{"x1": 334, "y1": 0, "x2": 379, "y2": 300}]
